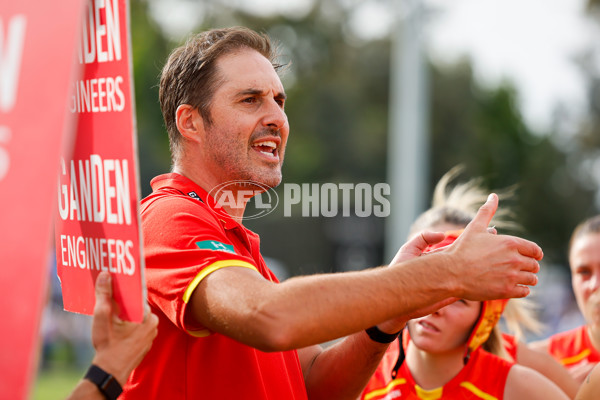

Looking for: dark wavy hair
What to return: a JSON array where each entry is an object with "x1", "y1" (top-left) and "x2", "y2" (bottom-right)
[{"x1": 159, "y1": 26, "x2": 283, "y2": 163}]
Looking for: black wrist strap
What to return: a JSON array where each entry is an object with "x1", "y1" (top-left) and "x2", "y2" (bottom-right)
[
  {"x1": 365, "y1": 325, "x2": 401, "y2": 344},
  {"x1": 84, "y1": 364, "x2": 123, "y2": 400}
]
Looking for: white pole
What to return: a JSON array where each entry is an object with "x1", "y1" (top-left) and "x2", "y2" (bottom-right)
[{"x1": 385, "y1": 0, "x2": 430, "y2": 261}]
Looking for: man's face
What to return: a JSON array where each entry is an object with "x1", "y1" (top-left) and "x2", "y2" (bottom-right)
[
  {"x1": 201, "y1": 48, "x2": 289, "y2": 189},
  {"x1": 570, "y1": 232, "x2": 600, "y2": 331}
]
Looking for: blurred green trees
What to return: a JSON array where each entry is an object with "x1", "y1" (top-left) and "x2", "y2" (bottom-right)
[{"x1": 130, "y1": 0, "x2": 599, "y2": 274}]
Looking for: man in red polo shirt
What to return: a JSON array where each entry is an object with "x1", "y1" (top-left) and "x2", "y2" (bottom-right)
[{"x1": 121, "y1": 27, "x2": 544, "y2": 399}]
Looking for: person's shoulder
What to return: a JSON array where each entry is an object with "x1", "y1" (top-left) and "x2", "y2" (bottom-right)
[
  {"x1": 506, "y1": 365, "x2": 569, "y2": 399},
  {"x1": 529, "y1": 337, "x2": 550, "y2": 352},
  {"x1": 545, "y1": 325, "x2": 586, "y2": 345},
  {"x1": 577, "y1": 363, "x2": 600, "y2": 399},
  {"x1": 528, "y1": 326, "x2": 585, "y2": 351}
]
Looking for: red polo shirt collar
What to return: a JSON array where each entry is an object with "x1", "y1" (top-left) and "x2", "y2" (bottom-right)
[{"x1": 149, "y1": 173, "x2": 241, "y2": 230}]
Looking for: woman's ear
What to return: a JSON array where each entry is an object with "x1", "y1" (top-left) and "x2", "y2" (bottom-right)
[{"x1": 175, "y1": 104, "x2": 205, "y2": 143}]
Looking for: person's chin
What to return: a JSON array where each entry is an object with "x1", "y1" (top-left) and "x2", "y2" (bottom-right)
[
  {"x1": 258, "y1": 179, "x2": 281, "y2": 190},
  {"x1": 252, "y1": 170, "x2": 282, "y2": 189}
]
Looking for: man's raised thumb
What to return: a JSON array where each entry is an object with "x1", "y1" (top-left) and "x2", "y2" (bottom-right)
[{"x1": 464, "y1": 193, "x2": 498, "y2": 233}]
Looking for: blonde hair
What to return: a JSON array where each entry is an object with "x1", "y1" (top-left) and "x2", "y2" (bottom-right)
[
  {"x1": 411, "y1": 166, "x2": 543, "y2": 358},
  {"x1": 410, "y1": 165, "x2": 518, "y2": 235}
]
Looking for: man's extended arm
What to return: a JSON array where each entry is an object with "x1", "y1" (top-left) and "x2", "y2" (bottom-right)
[{"x1": 189, "y1": 193, "x2": 541, "y2": 353}]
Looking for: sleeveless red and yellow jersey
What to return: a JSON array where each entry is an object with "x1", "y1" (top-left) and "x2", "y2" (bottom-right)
[
  {"x1": 502, "y1": 333, "x2": 518, "y2": 362},
  {"x1": 361, "y1": 341, "x2": 513, "y2": 400},
  {"x1": 547, "y1": 325, "x2": 600, "y2": 369}
]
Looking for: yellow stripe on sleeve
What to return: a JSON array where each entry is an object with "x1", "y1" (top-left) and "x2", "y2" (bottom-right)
[
  {"x1": 459, "y1": 382, "x2": 498, "y2": 400},
  {"x1": 182, "y1": 259, "x2": 258, "y2": 304},
  {"x1": 560, "y1": 349, "x2": 591, "y2": 366}
]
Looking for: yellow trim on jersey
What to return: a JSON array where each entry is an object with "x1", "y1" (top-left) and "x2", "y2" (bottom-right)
[
  {"x1": 182, "y1": 259, "x2": 258, "y2": 303},
  {"x1": 364, "y1": 378, "x2": 406, "y2": 400},
  {"x1": 186, "y1": 329, "x2": 211, "y2": 338},
  {"x1": 414, "y1": 384, "x2": 443, "y2": 399},
  {"x1": 182, "y1": 259, "x2": 258, "y2": 337},
  {"x1": 459, "y1": 382, "x2": 498, "y2": 400},
  {"x1": 560, "y1": 348, "x2": 591, "y2": 366}
]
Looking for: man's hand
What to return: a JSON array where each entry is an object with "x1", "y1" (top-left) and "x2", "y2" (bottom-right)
[
  {"x1": 90, "y1": 272, "x2": 159, "y2": 385},
  {"x1": 443, "y1": 193, "x2": 543, "y2": 301},
  {"x1": 389, "y1": 230, "x2": 445, "y2": 265},
  {"x1": 378, "y1": 231, "x2": 455, "y2": 334}
]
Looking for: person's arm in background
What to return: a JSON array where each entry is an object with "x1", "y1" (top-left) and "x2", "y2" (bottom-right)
[
  {"x1": 505, "y1": 364, "x2": 570, "y2": 400},
  {"x1": 66, "y1": 272, "x2": 158, "y2": 400},
  {"x1": 297, "y1": 231, "x2": 452, "y2": 400},
  {"x1": 568, "y1": 361, "x2": 599, "y2": 385},
  {"x1": 575, "y1": 363, "x2": 600, "y2": 400},
  {"x1": 530, "y1": 338, "x2": 598, "y2": 385},
  {"x1": 516, "y1": 341, "x2": 579, "y2": 399}
]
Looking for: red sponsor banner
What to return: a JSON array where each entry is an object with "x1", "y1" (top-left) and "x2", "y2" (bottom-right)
[
  {"x1": 54, "y1": 0, "x2": 145, "y2": 322},
  {"x1": 0, "y1": 1, "x2": 85, "y2": 398}
]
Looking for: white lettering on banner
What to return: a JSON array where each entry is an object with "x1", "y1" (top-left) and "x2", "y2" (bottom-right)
[
  {"x1": 0, "y1": 15, "x2": 27, "y2": 182},
  {"x1": 0, "y1": 127, "x2": 10, "y2": 181},
  {"x1": 71, "y1": 0, "x2": 125, "y2": 114},
  {"x1": 78, "y1": 0, "x2": 121, "y2": 65},
  {"x1": 58, "y1": 155, "x2": 132, "y2": 225},
  {"x1": 0, "y1": 15, "x2": 26, "y2": 112},
  {"x1": 59, "y1": 234, "x2": 135, "y2": 275},
  {"x1": 70, "y1": 75, "x2": 125, "y2": 113}
]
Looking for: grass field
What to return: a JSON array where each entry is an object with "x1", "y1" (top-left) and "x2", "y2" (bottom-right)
[
  {"x1": 32, "y1": 367, "x2": 84, "y2": 400},
  {"x1": 33, "y1": 339, "x2": 90, "y2": 400}
]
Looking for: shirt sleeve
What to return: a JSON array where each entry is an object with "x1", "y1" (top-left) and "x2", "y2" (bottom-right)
[{"x1": 142, "y1": 195, "x2": 260, "y2": 336}]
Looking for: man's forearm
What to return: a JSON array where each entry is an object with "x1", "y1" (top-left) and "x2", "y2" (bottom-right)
[
  {"x1": 193, "y1": 253, "x2": 455, "y2": 351},
  {"x1": 66, "y1": 380, "x2": 103, "y2": 400},
  {"x1": 302, "y1": 330, "x2": 397, "y2": 400}
]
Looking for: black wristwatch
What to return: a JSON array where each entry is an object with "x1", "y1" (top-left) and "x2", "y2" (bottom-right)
[
  {"x1": 365, "y1": 325, "x2": 401, "y2": 344},
  {"x1": 84, "y1": 364, "x2": 123, "y2": 400}
]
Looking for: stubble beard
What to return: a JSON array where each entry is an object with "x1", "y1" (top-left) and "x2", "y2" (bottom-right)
[{"x1": 205, "y1": 127, "x2": 284, "y2": 190}]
